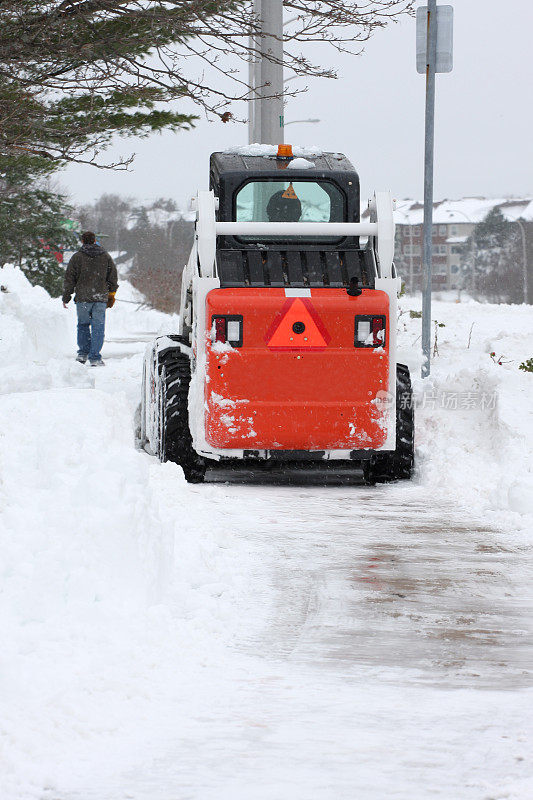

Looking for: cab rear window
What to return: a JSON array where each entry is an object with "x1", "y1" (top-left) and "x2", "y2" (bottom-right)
[
  {"x1": 235, "y1": 179, "x2": 345, "y2": 223},
  {"x1": 234, "y1": 179, "x2": 346, "y2": 243}
]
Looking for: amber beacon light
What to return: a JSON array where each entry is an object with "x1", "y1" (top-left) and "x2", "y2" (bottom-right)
[{"x1": 276, "y1": 144, "x2": 293, "y2": 159}]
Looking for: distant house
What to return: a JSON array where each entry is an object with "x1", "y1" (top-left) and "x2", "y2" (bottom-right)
[{"x1": 362, "y1": 197, "x2": 533, "y2": 291}]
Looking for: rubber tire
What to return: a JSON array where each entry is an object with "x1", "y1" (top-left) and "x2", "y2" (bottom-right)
[
  {"x1": 363, "y1": 363, "x2": 414, "y2": 484},
  {"x1": 133, "y1": 402, "x2": 143, "y2": 449},
  {"x1": 157, "y1": 350, "x2": 206, "y2": 484}
]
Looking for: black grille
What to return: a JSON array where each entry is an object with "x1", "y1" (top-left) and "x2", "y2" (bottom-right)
[{"x1": 217, "y1": 249, "x2": 374, "y2": 289}]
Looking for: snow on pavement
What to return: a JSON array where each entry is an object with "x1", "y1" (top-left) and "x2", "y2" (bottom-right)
[{"x1": 0, "y1": 266, "x2": 532, "y2": 799}]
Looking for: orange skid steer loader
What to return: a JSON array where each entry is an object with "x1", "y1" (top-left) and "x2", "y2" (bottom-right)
[{"x1": 140, "y1": 147, "x2": 414, "y2": 483}]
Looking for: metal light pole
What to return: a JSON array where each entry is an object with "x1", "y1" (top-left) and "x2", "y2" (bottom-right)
[
  {"x1": 421, "y1": 1, "x2": 437, "y2": 378},
  {"x1": 515, "y1": 219, "x2": 529, "y2": 304},
  {"x1": 396, "y1": 208, "x2": 415, "y2": 294},
  {"x1": 248, "y1": 0, "x2": 284, "y2": 145}
]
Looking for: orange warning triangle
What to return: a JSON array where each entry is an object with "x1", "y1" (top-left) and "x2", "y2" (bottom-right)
[
  {"x1": 281, "y1": 182, "x2": 298, "y2": 200},
  {"x1": 266, "y1": 298, "x2": 331, "y2": 350}
]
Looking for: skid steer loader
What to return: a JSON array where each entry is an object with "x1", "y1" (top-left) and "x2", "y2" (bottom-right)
[{"x1": 140, "y1": 146, "x2": 414, "y2": 483}]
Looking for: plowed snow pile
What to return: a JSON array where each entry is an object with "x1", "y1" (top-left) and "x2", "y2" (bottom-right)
[
  {"x1": 398, "y1": 295, "x2": 533, "y2": 520},
  {"x1": 0, "y1": 265, "x2": 532, "y2": 800}
]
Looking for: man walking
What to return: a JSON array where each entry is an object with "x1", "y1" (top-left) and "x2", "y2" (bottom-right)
[{"x1": 62, "y1": 232, "x2": 118, "y2": 366}]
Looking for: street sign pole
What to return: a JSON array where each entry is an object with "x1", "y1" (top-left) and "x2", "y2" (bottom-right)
[
  {"x1": 421, "y1": 0, "x2": 437, "y2": 378},
  {"x1": 417, "y1": 3, "x2": 453, "y2": 378}
]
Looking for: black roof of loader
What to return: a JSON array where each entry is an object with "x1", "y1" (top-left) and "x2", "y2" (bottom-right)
[
  {"x1": 209, "y1": 150, "x2": 373, "y2": 290},
  {"x1": 210, "y1": 150, "x2": 358, "y2": 177},
  {"x1": 210, "y1": 151, "x2": 360, "y2": 219}
]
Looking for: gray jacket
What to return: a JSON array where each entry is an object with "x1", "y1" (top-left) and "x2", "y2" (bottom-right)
[{"x1": 63, "y1": 244, "x2": 118, "y2": 303}]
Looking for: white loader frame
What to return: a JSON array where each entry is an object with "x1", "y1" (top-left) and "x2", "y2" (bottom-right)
[{"x1": 179, "y1": 190, "x2": 400, "y2": 461}]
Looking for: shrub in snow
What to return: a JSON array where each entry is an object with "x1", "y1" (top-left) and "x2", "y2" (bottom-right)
[{"x1": 489, "y1": 351, "x2": 512, "y2": 366}]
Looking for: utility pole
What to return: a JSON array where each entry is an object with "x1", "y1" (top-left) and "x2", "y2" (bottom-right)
[
  {"x1": 417, "y1": 4, "x2": 453, "y2": 378},
  {"x1": 248, "y1": 0, "x2": 284, "y2": 145},
  {"x1": 248, "y1": 0, "x2": 261, "y2": 144}
]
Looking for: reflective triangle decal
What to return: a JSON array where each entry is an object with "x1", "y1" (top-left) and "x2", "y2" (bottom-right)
[
  {"x1": 265, "y1": 298, "x2": 331, "y2": 350},
  {"x1": 281, "y1": 182, "x2": 298, "y2": 200}
]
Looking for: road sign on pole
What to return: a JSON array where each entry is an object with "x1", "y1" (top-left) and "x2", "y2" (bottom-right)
[
  {"x1": 418, "y1": 3, "x2": 453, "y2": 379},
  {"x1": 416, "y1": 6, "x2": 454, "y2": 74}
]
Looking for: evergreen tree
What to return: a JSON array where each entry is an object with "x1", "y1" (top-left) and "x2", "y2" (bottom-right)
[
  {"x1": 0, "y1": 155, "x2": 78, "y2": 295},
  {"x1": 462, "y1": 208, "x2": 523, "y2": 303}
]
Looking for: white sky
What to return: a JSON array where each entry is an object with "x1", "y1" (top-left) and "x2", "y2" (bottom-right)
[{"x1": 61, "y1": 0, "x2": 532, "y2": 209}]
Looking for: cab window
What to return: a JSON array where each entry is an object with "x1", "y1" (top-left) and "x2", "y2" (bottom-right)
[
  {"x1": 235, "y1": 179, "x2": 344, "y2": 223},
  {"x1": 234, "y1": 179, "x2": 345, "y2": 243}
]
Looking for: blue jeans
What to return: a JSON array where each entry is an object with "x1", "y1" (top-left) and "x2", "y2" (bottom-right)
[{"x1": 76, "y1": 302, "x2": 106, "y2": 362}]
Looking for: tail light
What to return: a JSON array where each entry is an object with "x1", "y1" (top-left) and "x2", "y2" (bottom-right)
[
  {"x1": 214, "y1": 317, "x2": 226, "y2": 343},
  {"x1": 371, "y1": 317, "x2": 384, "y2": 346},
  {"x1": 211, "y1": 315, "x2": 243, "y2": 347},
  {"x1": 354, "y1": 315, "x2": 386, "y2": 348}
]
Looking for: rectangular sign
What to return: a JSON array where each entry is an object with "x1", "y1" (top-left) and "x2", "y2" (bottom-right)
[{"x1": 416, "y1": 5, "x2": 454, "y2": 73}]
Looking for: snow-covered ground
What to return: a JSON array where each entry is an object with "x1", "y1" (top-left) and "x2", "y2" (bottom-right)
[{"x1": 1, "y1": 265, "x2": 532, "y2": 799}]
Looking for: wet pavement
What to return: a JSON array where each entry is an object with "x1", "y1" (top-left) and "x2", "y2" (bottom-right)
[{"x1": 208, "y1": 479, "x2": 533, "y2": 691}]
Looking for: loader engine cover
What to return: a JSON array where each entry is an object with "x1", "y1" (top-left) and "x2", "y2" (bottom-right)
[{"x1": 205, "y1": 287, "x2": 390, "y2": 451}]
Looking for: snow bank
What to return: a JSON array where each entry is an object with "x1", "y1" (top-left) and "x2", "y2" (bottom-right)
[
  {"x1": 0, "y1": 387, "x2": 266, "y2": 799},
  {"x1": 0, "y1": 265, "x2": 178, "y2": 395},
  {"x1": 0, "y1": 265, "x2": 71, "y2": 365},
  {"x1": 0, "y1": 265, "x2": 98, "y2": 394},
  {"x1": 0, "y1": 267, "x2": 269, "y2": 799},
  {"x1": 397, "y1": 296, "x2": 533, "y2": 528}
]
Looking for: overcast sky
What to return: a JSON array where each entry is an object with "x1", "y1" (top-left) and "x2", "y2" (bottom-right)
[{"x1": 61, "y1": 0, "x2": 532, "y2": 209}]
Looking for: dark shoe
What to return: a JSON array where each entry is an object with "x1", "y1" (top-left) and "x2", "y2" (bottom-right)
[
  {"x1": 76, "y1": 354, "x2": 88, "y2": 364},
  {"x1": 89, "y1": 359, "x2": 105, "y2": 367}
]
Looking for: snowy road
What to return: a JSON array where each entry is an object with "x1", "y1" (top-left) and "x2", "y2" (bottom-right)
[
  {"x1": 59, "y1": 464, "x2": 532, "y2": 800},
  {"x1": 1, "y1": 270, "x2": 532, "y2": 799}
]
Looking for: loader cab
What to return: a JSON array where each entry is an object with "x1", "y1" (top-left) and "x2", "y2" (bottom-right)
[{"x1": 209, "y1": 150, "x2": 375, "y2": 289}]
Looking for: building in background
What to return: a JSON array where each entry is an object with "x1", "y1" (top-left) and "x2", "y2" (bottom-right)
[{"x1": 363, "y1": 197, "x2": 533, "y2": 293}]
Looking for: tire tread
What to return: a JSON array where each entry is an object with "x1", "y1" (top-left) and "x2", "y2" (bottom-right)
[{"x1": 158, "y1": 350, "x2": 206, "y2": 483}]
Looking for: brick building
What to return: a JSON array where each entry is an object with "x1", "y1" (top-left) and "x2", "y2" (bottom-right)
[{"x1": 366, "y1": 197, "x2": 533, "y2": 292}]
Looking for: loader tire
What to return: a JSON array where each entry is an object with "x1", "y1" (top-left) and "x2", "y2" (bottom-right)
[
  {"x1": 158, "y1": 350, "x2": 206, "y2": 484},
  {"x1": 133, "y1": 401, "x2": 143, "y2": 449},
  {"x1": 363, "y1": 363, "x2": 414, "y2": 484}
]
